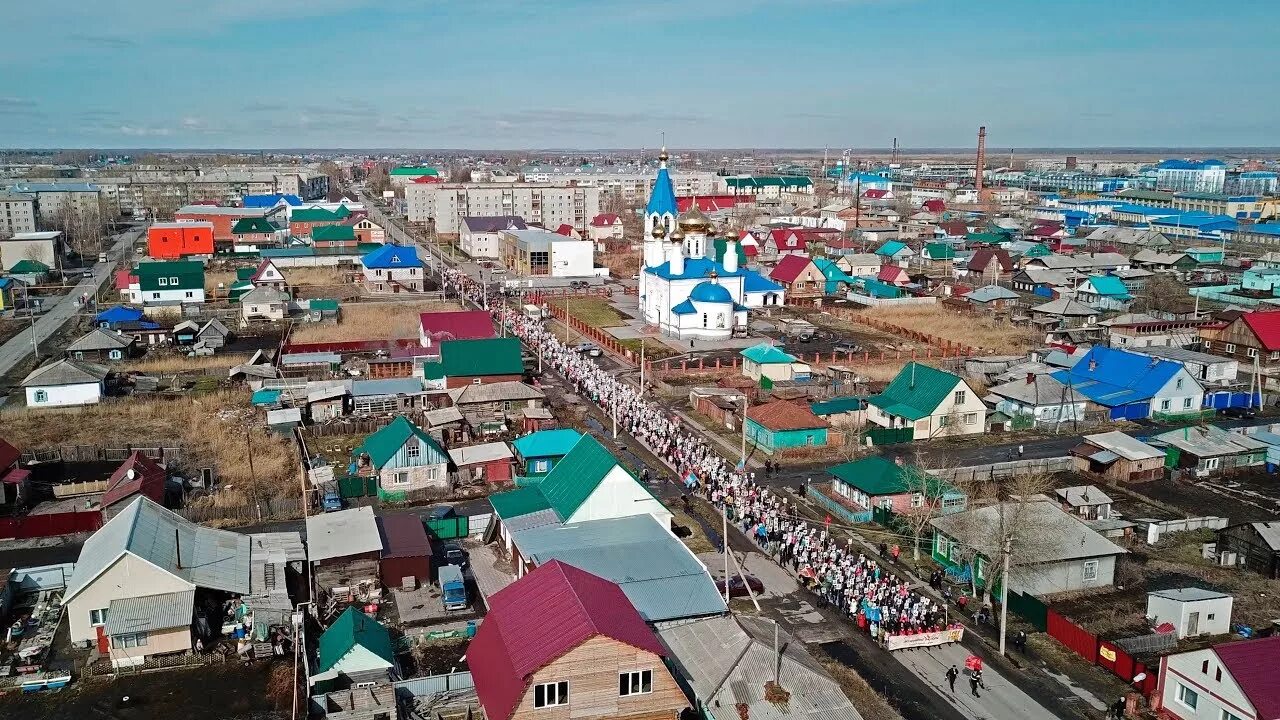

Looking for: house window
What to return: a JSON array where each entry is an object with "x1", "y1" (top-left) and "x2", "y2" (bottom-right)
[
  {"x1": 1204, "y1": 457, "x2": 1221, "y2": 471},
  {"x1": 108, "y1": 350, "x2": 122, "y2": 360},
  {"x1": 953, "y1": 390, "x2": 966, "y2": 405},
  {"x1": 619, "y1": 670, "x2": 653, "y2": 697},
  {"x1": 1183, "y1": 398, "x2": 1193, "y2": 409},
  {"x1": 34, "y1": 390, "x2": 48, "y2": 403},
  {"x1": 89, "y1": 608, "x2": 109, "y2": 626},
  {"x1": 911, "y1": 493, "x2": 924, "y2": 508},
  {"x1": 1247, "y1": 348, "x2": 1258, "y2": 358},
  {"x1": 1225, "y1": 343, "x2": 1236, "y2": 353},
  {"x1": 1082, "y1": 560, "x2": 1099, "y2": 582},
  {"x1": 532, "y1": 459, "x2": 549, "y2": 474},
  {"x1": 427, "y1": 466, "x2": 439, "y2": 481},
  {"x1": 406, "y1": 441, "x2": 420, "y2": 460},
  {"x1": 185, "y1": 291, "x2": 193, "y2": 299},
  {"x1": 1175, "y1": 684, "x2": 1198, "y2": 710},
  {"x1": 1160, "y1": 400, "x2": 1170, "y2": 411},
  {"x1": 1203, "y1": 341, "x2": 1212, "y2": 350},
  {"x1": 152, "y1": 292, "x2": 160, "y2": 299},
  {"x1": 1271, "y1": 351, "x2": 1279, "y2": 361},
  {"x1": 158, "y1": 278, "x2": 168, "y2": 286},
  {"x1": 391, "y1": 472, "x2": 410, "y2": 486},
  {"x1": 1176, "y1": 378, "x2": 1184, "y2": 390},
  {"x1": 169, "y1": 277, "x2": 178, "y2": 285},
  {"x1": 111, "y1": 631, "x2": 148, "y2": 649},
  {"x1": 1221, "y1": 711, "x2": 1243, "y2": 720},
  {"x1": 963, "y1": 413, "x2": 977, "y2": 425},
  {"x1": 534, "y1": 681, "x2": 568, "y2": 708}
]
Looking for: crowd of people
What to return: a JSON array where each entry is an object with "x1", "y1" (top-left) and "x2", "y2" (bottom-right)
[{"x1": 436, "y1": 263, "x2": 959, "y2": 648}]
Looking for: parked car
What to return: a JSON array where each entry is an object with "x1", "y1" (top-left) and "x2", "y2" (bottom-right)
[
  {"x1": 714, "y1": 574, "x2": 764, "y2": 599},
  {"x1": 834, "y1": 340, "x2": 863, "y2": 355},
  {"x1": 575, "y1": 342, "x2": 602, "y2": 357},
  {"x1": 321, "y1": 492, "x2": 343, "y2": 513},
  {"x1": 426, "y1": 505, "x2": 455, "y2": 521},
  {"x1": 443, "y1": 543, "x2": 469, "y2": 568},
  {"x1": 569, "y1": 280, "x2": 590, "y2": 290},
  {"x1": 1219, "y1": 406, "x2": 1258, "y2": 419}
]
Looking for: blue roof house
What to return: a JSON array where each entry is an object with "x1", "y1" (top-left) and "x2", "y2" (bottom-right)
[
  {"x1": 1051, "y1": 346, "x2": 1203, "y2": 421},
  {"x1": 813, "y1": 257, "x2": 855, "y2": 295},
  {"x1": 741, "y1": 270, "x2": 785, "y2": 308},
  {"x1": 875, "y1": 241, "x2": 914, "y2": 266},
  {"x1": 242, "y1": 193, "x2": 302, "y2": 208},
  {"x1": 360, "y1": 244, "x2": 424, "y2": 293},
  {"x1": 511, "y1": 428, "x2": 583, "y2": 477},
  {"x1": 1076, "y1": 275, "x2": 1133, "y2": 311}
]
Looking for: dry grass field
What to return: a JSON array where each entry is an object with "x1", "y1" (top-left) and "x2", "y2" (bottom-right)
[
  {"x1": 119, "y1": 352, "x2": 252, "y2": 373},
  {"x1": 289, "y1": 299, "x2": 467, "y2": 342},
  {"x1": 0, "y1": 390, "x2": 297, "y2": 504},
  {"x1": 862, "y1": 305, "x2": 1038, "y2": 354}
]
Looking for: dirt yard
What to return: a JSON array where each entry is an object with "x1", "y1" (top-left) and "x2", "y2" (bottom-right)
[
  {"x1": 0, "y1": 391, "x2": 298, "y2": 504},
  {"x1": 860, "y1": 305, "x2": 1039, "y2": 354},
  {"x1": 289, "y1": 299, "x2": 465, "y2": 342},
  {"x1": 119, "y1": 352, "x2": 252, "y2": 374}
]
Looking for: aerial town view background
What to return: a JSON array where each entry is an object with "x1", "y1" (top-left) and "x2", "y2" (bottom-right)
[{"x1": 1, "y1": 2, "x2": 1279, "y2": 720}]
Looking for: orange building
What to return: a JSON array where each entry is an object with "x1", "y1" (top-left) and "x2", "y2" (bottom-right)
[
  {"x1": 174, "y1": 206, "x2": 277, "y2": 241},
  {"x1": 147, "y1": 222, "x2": 215, "y2": 259}
]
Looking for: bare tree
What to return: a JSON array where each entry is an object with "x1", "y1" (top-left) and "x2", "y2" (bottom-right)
[
  {"x1": 366, "y1": 169, "x2": 391, "y2": 197},
  {"x1": 898, "y1": 450, "x2": 969, "y2": 562},
  {"x1": 317, "y1": 160, "x2": 344, "y2": 184}
]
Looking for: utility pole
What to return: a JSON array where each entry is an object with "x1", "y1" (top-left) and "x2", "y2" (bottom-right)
[
  {"x1": 740, "y1": 396, "x2": 748, "y2": 468},
  {"x1": 639, "y1": 338, "x2": 646, "y2": 397},
  {"x1": 999, "y1": 534, "x2": 1012, "y2": 655},
  {"x1": 722, "y1": 505, "x2": 731, "y2": 604}
]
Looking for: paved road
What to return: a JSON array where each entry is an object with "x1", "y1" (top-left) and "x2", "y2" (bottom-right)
[{"x1": 0, "y1": 228, "x2": 143, "y2": 384}]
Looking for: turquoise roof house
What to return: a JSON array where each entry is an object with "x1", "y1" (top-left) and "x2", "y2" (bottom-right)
[{"x1": 511, "y1": 428, "x2": 583, "y2": 477}]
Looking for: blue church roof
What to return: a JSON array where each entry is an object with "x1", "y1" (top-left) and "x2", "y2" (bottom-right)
[
  {"x1": 646, "y1": 167, "x2": 677, "y2": 217},
  {"x1": 671, "y1": 299, "x2": 697, "y2": 315},
  {"x1": 645, "y1": 257, "x2": 744, "y2": 281},
  {"x1": 689, "y1": 282, "x2": 733, "y2": 303},
  {"x1": 742, "y1": 271, "x2": 783, "y2": 293},
  {"x1": 361, "y1": 243, "x2": 423, "y2": 269}
]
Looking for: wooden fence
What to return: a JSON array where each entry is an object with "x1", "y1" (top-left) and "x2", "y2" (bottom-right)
[
  {"x1": 21, "y1": 443, "x2": 182, "y2": 465},
  {"x1": 178, "y1": 497, "x2": 305, "y2": 524}
]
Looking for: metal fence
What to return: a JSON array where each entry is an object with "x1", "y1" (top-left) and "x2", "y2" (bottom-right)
[
  {"x1": 393, "y1": 671, "x2": 475, "y2": 699},
  {"x1": 807, "y1": 484, "x2": 873, "y2": 524},
  {"x1": 932, "y1": 456, "x2": 1074, "y2": 484}
]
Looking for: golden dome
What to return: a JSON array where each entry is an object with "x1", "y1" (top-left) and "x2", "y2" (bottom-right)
[
  {"x1": 669, "y1": 226, "x2": 685, "y2": 242},
  {"x1": 651, "y1": 224, "x2": 666, "y2": 239},
  {"x1": 658, "y1": 147, "x2": 669, "y2": 163},
  {"x1": 677, "y1": 205, "x2": 713, "y2": 231}
]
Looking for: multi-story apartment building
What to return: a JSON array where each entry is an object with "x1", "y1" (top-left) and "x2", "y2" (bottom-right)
[
  {"x1": 407, "y1": 182, "x2": 603, "y2": 236},
  {"x1": 1171, "y1": 193, "x2": 1263, "y2": 220},
  {"x1": 1228, "y1": 171, "x2": 1279, "y2": 196},
  {"x1": 4, "y1": 183, "x2": 104, "y2": 226},
  {"x1": 1155, "y1": 159, "x2": 1227, "y2": 193},
  {"x1": 0, "y1": 192, "x2": 37, "y2": 235},
  {"x1": 520, "y1": 167, "x2": 719, "y2": 205},
  {"x1": 19, "y1": 166, "x2": 329, "y2": 218}
]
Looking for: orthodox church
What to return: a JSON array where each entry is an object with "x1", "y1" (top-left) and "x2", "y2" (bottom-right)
[{"x1": 639, "y1": 148, "x2": 784, "y2": 340}]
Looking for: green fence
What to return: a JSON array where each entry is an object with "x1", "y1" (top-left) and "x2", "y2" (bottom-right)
[
  {"x1": 1010, "y1": 414, "x2": 1036, "y2": 431},
  {"x1": 1006, "y1": 590, "x2": 1048, "y2": 631},
  {"x1": 426, "y1": 516, "x2": 469, "y2": 540},
  {"x1": 378, "y1": 486, "x2": 407, "y2": 503},
  {"x1": 866, "y1": 427, "x2": 914, "y2": 446},
  {"x1": 338, "y1": 475, "x2": 378, "y2": 498}
]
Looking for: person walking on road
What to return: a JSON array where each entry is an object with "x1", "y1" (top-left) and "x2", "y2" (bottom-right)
[
  {"x1": 1017, "y1": 444, "x2": 1025, "y2": 458},
  {"x1": 945, "y1": 665, "x2": 959, "y2": 692},
  {"x1": 968, "y1": 673, "x2": 980, "y2": 697}
]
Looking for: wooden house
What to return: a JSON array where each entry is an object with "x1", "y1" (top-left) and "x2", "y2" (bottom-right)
[
  {"x1": 1216, "y1": 521, "x2": 1280, "y2": 578},
  {"x1": 351, "y1": 416, "x2": 450, "y2": 493},
  {"x1": 1070, "y1": 431, "x2": 1165, "y2": 482}
]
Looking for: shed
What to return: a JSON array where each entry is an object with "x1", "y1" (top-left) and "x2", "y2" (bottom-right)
[
  {"x1": 511, "y1": 428, "x2": 582, "y2": 476},
  {"x1": 1216, "y1": 521, "x2": 1280, "y2": 578},
  {"x1": 448, "y1": 441, "x2": 514, "y2": 484},
  {"x1": 376, "y1": 514, "x2": 431, "y2": 590},
  {"x1": 310, "y1": 607, "x2": 396, "y2": 691},
  {"x1": 1146, "y1": 588, "x2": 1233, "y2": 639}
]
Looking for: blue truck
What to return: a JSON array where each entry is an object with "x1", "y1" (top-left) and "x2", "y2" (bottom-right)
[{"x1": 439, "y1": 564, "x2": 468, "y2": 611}]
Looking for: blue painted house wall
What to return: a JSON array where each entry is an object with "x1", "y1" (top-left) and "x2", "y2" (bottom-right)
[{"x1": 745, "y1": 419, "x2": 829, "y2": 454}]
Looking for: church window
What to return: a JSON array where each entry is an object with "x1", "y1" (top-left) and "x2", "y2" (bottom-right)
[{"x1": 702, "y1": 313, "x2": 708, "y2": 327}]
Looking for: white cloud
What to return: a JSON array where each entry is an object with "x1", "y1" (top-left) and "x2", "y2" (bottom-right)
[{"x1": 117, "y1": 125, "x2": 173, "y2": 137}]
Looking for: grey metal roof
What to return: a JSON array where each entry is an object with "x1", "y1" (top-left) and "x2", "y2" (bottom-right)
[
  {"x1": 240, "y1": 286, "x2": 290, "y2": 304},
  {"x1": 105, "y1": 589, "x2": 195, "y2": 635},
  {"x1": 248, "y1": 532, "x2": 305, "y2": 611},
  {"x1": 281, "y1": 352, "x2": 341, "y2": 366},
  {"x1": 967, "y1": 284, "x2": 1020, "y2": 303},
  {"x1": 1249, "y1": 522, "x2": 1280, "y2": 551},
  {"x1": 66, "y1": 497, "x2": 250, "y2": 601},
  {"x1": 1055, "y1": 485, "x2": 1113, "y2": 508},
  {"x1": 931, "y1": 500, "x2": 1127, "y2": 564},
  {"x1": 307, "y1": 385, "x2": 349, "y2": 403},
  {"x1": 449, "y1": 441, "x2": 513, "y2": 466},
  {"x1": 449, "y1": 381, "x2": 544, "y2": 405},
  {"x1": 266, "y1": 408, "x2": 302, "y2": 426},
  {"x1": 1150, "y1": 587, "x2": 1230, "y2": 602},
  {"x1": 1134, "y1": 346, "x2": 1234, "y2": 367},
  {"x1": 306, "y1": 506, "x2": 382, "y2": 562},
  {"x1": 989, "y1": 374, "x2": 1086, "y2": 406},
  {"x1": 1083, "y1": 431, "x2": 1166, "y2": 461},
  {"x1": 657, "y1": 615, "x2": 863, "y2": 720},
  {"x1": 423, "y1": 406, "x2": 464, "y2": 426},
  {"x1": 1152, "y1": 425, "x2": 1268, "y2": 458},
  {"x1": 1031, "y1": 297, "x2": 1097, "y2": 317},
  {"x1": 66, "y1": 328, "x2": 135, "y2": 353},
  {"x1": 501, "y1": 508, "x2": 561, "y2": 534},
  {"x1": 21, "y1": 358, "x2": 110, "y2": 387},
  {"x1": 512, "y1": 514, "x2": 726, "y2": 622},
  {"x1": 350, "y1": 378, "x2": 424, "y2": 397}
]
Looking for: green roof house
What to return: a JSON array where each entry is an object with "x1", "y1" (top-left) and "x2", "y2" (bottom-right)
[
  {"x1": 740, "y1": 342, "x2": 809, "y2": 383},
  {"x1": 7, "y1": 259, "x2": 50, "y2": 282},
  {"x1": 290, "y1": 206, "x2": 351, "y2": 225},
  {"x1": 866, "y1": 362, "x2": 986, "y2": 441},
  {"x1": 309, "y1": 607, "x2": 396, "y2": 691},
  {"x1": 922, "y1": 242, "x2": 956, "y2": 262},
  {"x1": 311, "y1": 224, "x2": 358, "y2": 245},
  {"x1": 352, "y1": 416, "x2": 449, "y2": 493},
  {"x1": 488, "y1": 435, "x2": 672, "y2": 554},
  {"x1": 132, "y1": 260, "x2": 206, "y2": 305},
  {"x1": 511, "y1": 428, "x2": 583, "y2": 476},
  {"x1": 423, "y1": 337, "x2": 525, "y2": 389},
  {"x1": 828, "y1": 456, "x2": 966, "y2": 515},
  {"x1": 230, "y1": 217, "x2": 279, "y2": 236},
  {"x1": 813, "y1": 257, "x2": 855, "y2": 295}
]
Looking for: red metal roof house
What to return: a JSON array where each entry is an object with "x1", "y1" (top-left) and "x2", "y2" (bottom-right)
[
  {"x1": 101, "y1": 452, "x2": 167, "y2": 516},
  {"x1": 768, "y1": 255, "x2": 825, "y2": 302},
  {"x1": 417, "y1": 310, "x2": 497, "y2": 349},
  {"x1": 1156, "y1": 635, "x2": 1280, "y2": 720},
  {"x1": 468, "y1": 560, "x2": 688, "y2": 720}
]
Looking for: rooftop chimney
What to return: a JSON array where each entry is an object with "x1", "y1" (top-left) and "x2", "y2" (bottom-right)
[{"x1": 1026, "y1": 372, "x2": 1035, "y2": 385}]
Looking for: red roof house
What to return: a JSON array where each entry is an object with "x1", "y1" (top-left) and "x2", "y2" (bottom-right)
[
  {"x1": 101, "y1": 452, "x2": 167, "y2": 512},
  {"x1": 468, "y1": 560, "x2": 686, "y2": 720},
  {"x1": 937, "y1": 220, "x2": 969, "y2": 238},
  {"x1": 418, "y1": 310, "x2": 496, "y2": 348},
  {"x1": 1157, "y1": 636, "x2": 1280, "y2": 720},
  {"x1": 768, "y1": 255, "x2": 824, "y2": 299},
  {"x1": 1031, "y1": 224, "x2": 1068, "y2": 239},
  {"x1": 965, "y1": 248, "x2": 1014, "y2": 278},
  {"x1": 922, "y1": 199, "x2": 947, "y2": 212},
  {"x1": 411, "y1": 175, "x2": 443, "y2": 184},
  {"x1": 589, "y1": 213, "x2": 621, "y2": 228},
  {"x1": 675, "y1": 194, "x2": 751, "y2": 213},
  {"x1": 553, "y1": 224, "x2": 577, "y2": 238},
  {"x1": 1243, "y1": 311, "x2": 1280, "y2": 350},
  {"x1": 863, "y1": 188, "x2": 889, "y2": 200},
  {"x1": 877, "y1": 264, "x2": 911, "y2": 286},
  {"x1": 114, "y1": 269, "x2": 138, "y2": 292}
]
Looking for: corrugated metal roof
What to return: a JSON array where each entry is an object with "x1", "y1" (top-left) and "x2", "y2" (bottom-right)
[
  {"x1": 65, "y1": 498, "x2": 250, "y2": 601},
  {"x1": 512, "y1": 515, "x2": 725, "y2": 622},
  {"x1": 867, "y1": 362, "x2": 965, "y2": 421},
  {"x1": 1082, "y1": 431, "x2": 1165, "y2": 461},
  {"x1": 657, "y1": 615, "x2": 863, "y2": 720},
  {"x1": 1149, "y1": 587, "x2": 1230, "y2": 602},
  {"x1": 511, "y1": 429, "x2": 582, "y2": 459},
  {"x1": 377, "y1": 514, "x2": 431, "y2": 559},
  {"x1": 449, "y1": 441, "x2": 513, "y2": 466},
  {"x1": 105, "y1": 589, "x2": 195, "y2": 635},
  {"x1": 1153, "y1": 425, "x2": 1268, "y2": 458},
  {"x1": 536, "y1": 435, "x2": 625, "y2": 520},
  {"x1": 1213, "y1": 636, "x2": 1280, "y2": 720},
  {"x1": 931, "y1": 500, "x2": 1127, "y2": 564},
  {"x1": 306, "y1": 506, "x2": 382, "y2": 562},
  {"x1": 469, "y1": 560, "x2": 666, "y2": 720},
  {"x1": 350, "y1": 378, "x2": 424, "y2": 397}
]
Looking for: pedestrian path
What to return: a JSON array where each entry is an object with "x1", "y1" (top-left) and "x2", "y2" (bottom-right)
[{"x1": 897, "y1": 642, "x2": 1058, "y2": 720}]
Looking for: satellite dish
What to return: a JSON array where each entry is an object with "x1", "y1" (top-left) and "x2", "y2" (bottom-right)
[{"x1": 126, "y1": 468, "x2": 136, "y2": 480}]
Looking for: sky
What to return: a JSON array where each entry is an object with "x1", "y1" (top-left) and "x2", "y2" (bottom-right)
[{"x1": 2, "y1": 0, "x2": 1278, "y2": 150}]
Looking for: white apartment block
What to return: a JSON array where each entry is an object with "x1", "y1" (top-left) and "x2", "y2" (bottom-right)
[
  {"x1": 0, "y1": 192, "x2": 37, "y2": 235},
  {"x1": 406, "y1": 182, "x2": 603, "y2": 235},
  {"x1": 4, "y1": 183, "x2": 104, "y2": 226},
  {"x1": 520, "y1": 168, "x2": 719, "y2": 205}
]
